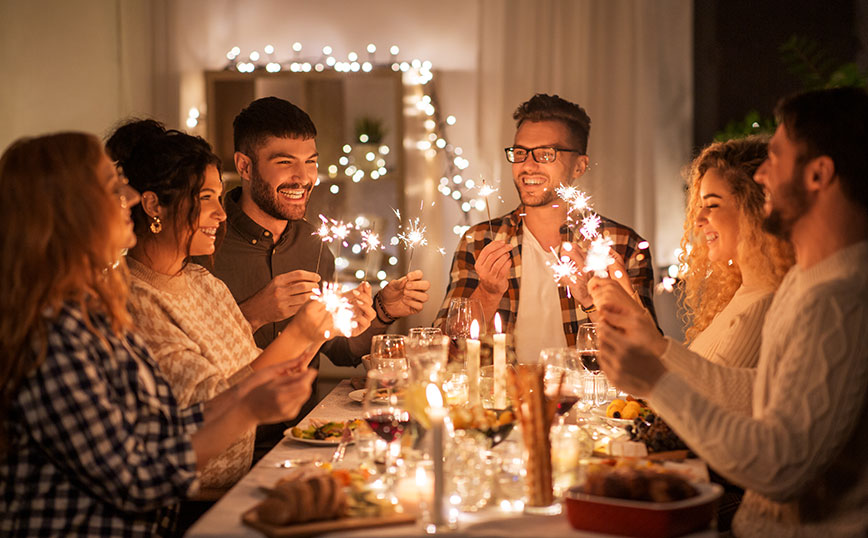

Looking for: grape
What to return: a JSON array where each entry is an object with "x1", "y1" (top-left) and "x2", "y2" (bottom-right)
[{"x1": 624, "y1": 414, "x2": 688, "y2": 453}]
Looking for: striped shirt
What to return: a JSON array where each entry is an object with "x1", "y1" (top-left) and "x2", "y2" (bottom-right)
[{"x1": 434, "y1": 206, "x2": 657, "y2": 346}]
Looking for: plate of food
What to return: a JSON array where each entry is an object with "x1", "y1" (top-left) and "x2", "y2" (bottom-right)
[
  {"x1": 347, "y1": 388, "x2": 403, "y2": 405},
  {"x1": 244, "y1": 466, "x2": 416, "y2": 537},
  {"x1": 284, "y1": 419, "x2": 362, "y2": 446},
  {"x1": 565, "y1": 463, "x2": 722, "y2": 538}
]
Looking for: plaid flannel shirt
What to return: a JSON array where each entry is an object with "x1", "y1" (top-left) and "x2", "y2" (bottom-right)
[
  {"x1": 1, "y1": 303, "x2": 203, "y2": 537},
  {"x1": 434, "y1": 206, "x2": 657, "y2": 347}
]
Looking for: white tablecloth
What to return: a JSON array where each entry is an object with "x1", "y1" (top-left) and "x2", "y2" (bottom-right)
[{"x1": 186, "y1": 380, "x2": 717, "y2": 538}]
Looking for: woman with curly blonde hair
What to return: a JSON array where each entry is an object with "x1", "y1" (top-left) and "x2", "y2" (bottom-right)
[{"x1": 677, "y1": 135, "x2": 794, "y2": 367}]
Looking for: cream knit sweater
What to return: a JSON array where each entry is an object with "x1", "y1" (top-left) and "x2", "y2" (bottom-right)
[
  {"x1": 127, "y1": 258, "x2": 258, "y2": 491},
  {"x1": 649, "y1": 241, "x2": 868, "y2": 537}
]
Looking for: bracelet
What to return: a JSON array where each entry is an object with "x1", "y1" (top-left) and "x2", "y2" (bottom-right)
[
  {"x1": 374, "y1": 292, "x2": 397, "y2": 324},
  {"x1": 580, "y1": 302, "x2": 597, "y2": 314}
]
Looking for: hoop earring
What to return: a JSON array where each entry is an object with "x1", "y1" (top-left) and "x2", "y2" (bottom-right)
[{"x1": 149, "y1": 215, "x2": 162, "y2": 234}]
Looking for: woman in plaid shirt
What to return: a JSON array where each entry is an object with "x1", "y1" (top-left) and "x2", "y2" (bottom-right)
[{"x1": 0, "y1": 133, "x2": 320, "y2": 536}]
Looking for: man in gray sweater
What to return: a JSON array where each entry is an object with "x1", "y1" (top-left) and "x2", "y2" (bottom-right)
[{"x1": 589, "y1": 87, "x2": 868, "y2": 537}]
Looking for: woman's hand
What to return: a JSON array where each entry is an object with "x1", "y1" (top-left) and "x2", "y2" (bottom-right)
[
  {"x1": 238, "y1": 364, "x2": 318, "y2": 425},
  {"x1": 291, "y1": 299, "x2": 335, "y2": 342},
  {"x1": 345, "y1": 282, "x2": 375, "y2": 337}
]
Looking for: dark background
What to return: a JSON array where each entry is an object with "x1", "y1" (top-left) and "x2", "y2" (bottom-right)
[{"x1": 693, "y1": 0, "x2": 866, "y2": 151}]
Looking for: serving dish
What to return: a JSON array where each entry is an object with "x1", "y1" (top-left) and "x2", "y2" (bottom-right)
[{"x1": 564, "y1": 481, "x2": 723, "y2": 538}]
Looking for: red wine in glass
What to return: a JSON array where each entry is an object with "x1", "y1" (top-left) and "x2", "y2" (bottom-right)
[
  {"x1": 365, "y1": 413, "x2": 409, "y2": 443},
  {"x1": 556, "y1": 395, "x2": 580, "y2": 416},
  {"x1": 580, "y1": 350, "x2": 600, "y2": 372}
]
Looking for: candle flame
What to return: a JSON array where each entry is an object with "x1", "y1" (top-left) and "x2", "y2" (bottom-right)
[
  {"x1": 470, "y1": 319, "x2": 480, "y2": 339},
  {"x1": 426, "y1": 383, "x2": 443, "y2": 408},
  {"x1": 494, "y1": 312, "x2": 502, "y2": 334}
]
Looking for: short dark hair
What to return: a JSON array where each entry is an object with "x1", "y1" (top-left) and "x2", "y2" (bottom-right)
[
  {"x1": 775, "y1": 86, "x2": 868, "y2": 210},
  {"x1": 513, "y1": 93, "x2": 592, "y2": 154},
  {"x1": 233, "y1": 97, "x2": 317, "y2": 157}
]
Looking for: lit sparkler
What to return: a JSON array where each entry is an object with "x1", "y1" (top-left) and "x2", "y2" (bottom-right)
[
  {"x1": 397, "y1": 217, "x2": 428, "y2": 268},
  {"x1": 313, "y1": 214, "x2": 334, "y2": 274},
  {"x1": 583, "y1": 235, "x2": 615, "y2": 278},
  {"x1": 580, "y1": 212, "x2": 602, "y2": 240},
  {"x1": 546, "y1": 247, "x2": 580, "y2": 298},
  {"x1": 311, "y1": 282, "x2": 358, "y2": 338},
  {"x1": 360, "y1": 229, "x2": 382, "y2": 281},
  {"x1": 477, "y1": 179, "x2": 498, "y2": 236}
]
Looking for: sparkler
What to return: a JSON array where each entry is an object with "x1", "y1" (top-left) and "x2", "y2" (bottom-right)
[
  {"x1": 579, "y1": 212, "x2": 602, "y2": 240},
  {"x1": 396, "y1": 217, "x2": 428, "y2": 269},
  {"x1": 546, "y1": 246, "x2": 580, "y2": 299},
  {"x1": 313, "y1": 215, "x2": 334, "y2": 274},
  {"x1": 583, "y1": 235, "x2": 616, "y2": 278},
  {"x1": 311, "y1": 282, "x2": 358, "y2": 338},
  {"x1": 359, "y1": 229, "x2": 382, "y2": 281},
  {"x1": 477, "y1": 179, "x2": 498, "y2": 236}
]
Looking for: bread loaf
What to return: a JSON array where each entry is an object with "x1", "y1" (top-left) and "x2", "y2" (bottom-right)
[{"x1": 256, "y1": 471, "x2": 347, "y2": 525}]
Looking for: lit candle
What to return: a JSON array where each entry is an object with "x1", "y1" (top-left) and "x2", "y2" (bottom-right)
[
  {"x1": 426, "y1": 384, "x2": 446, "y2": 528},
  {"x1": 467, "y1": 320, "x2": 480, "y2": 405},
  {"x1": 493, "y1": 313, "x2": 507, "y2": 409}
]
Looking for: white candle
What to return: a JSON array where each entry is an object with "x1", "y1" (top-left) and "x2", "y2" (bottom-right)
[
  {"x1": 467, "y1": 320, "x2": 480, "y2": 405},
  {"x1": 493, "y1": 313, "x2": 507, "y2": 409},
  {"x1": 426, "y1": 384, "x2": 447, "y2": 528}
]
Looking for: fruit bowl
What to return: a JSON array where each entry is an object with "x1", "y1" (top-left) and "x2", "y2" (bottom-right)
[{"x1": 564, "y1": 481, "x2": 723, "y2": 538}]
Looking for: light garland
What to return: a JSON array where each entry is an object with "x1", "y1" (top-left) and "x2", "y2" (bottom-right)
[{"x1": 221, "y1": 42, "x2": 483, "y2": 230}]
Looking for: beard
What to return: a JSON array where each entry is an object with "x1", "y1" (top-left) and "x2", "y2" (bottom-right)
[
  {"x1": 514, "y1": 175, "x2": 559, "y2": 207},
  {"x1": 762, "y1": 163, "x2": 810, "y2": 239},
  {"x1": 249, "y1": 162, "x2": 311, "y2": 221}
]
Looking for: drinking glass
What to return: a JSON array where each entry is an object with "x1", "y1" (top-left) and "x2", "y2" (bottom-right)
[
  {"x1": 444, "y1": 297, "x2": 486, "y2": 339},
  {"x1": 539, "y1": 347, "x2": 583, "y2": 423},
  {"x1": 406, "y1": 333, "x2": 448, "y2": 384},
  {"x1": 577, "y1": 323, "x2": 603, "y2": 407},
  {"x1": 363, "y1": 368, "x2": 410, "y2": 476},
  {"x1": 371, "y1": 334, "x2": 407, "y2": 371},
  {"x1": 408, "y1": 327, "x2": 443, "y2": 343}
]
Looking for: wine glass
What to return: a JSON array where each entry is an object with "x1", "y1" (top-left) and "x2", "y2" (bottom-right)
[
  {"x1": 444, "y1": 297, "x2": 486, "y2": 340},
  {"x1": 406, "y1": 331, "x2": 448, "y2": 384},
  {"x1": 363, "y1": 368, "x2": 410, "y2": 476},
  {"x1": 371, "y1": 334, "x2": 407, "y2": 371},
  {"x1": 577, "y1": 323, "x2": 603, "y2": 407},
  {"x1": 540, "y1": 347, "x2": 583, "y2": 424}
]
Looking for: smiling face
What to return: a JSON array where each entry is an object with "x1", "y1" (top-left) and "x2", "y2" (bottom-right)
[
  {"x1": 511, "y1": 120, "x2": 586, "y2": 207},
  {"x1": 246, "y1": 135, "x2": 318, "y2": 221},
  {"x1": 188, "y1": 165, "x2": 225, "y2": 256},
  {"x1": 695, "y1": 168, "x2": 740, "y2": 264}
]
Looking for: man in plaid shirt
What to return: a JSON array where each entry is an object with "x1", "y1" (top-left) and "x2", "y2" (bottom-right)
[{"x1": 435, "y1": 94, "x2": 656, "y2": 357}]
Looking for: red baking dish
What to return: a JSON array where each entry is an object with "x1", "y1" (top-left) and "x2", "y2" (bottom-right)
[{"x1": 564, "y1": 482, "x2": 723, "y2": 538}]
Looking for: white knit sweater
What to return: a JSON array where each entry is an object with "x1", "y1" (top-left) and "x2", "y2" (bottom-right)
[
  {"x1": 650, "y1": 241, "x2": 868, "y2": 537},
  {"x1": 127, "y1": 258, "x2": 258, "y2": 491}
]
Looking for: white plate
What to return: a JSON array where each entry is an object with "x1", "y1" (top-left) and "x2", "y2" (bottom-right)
[
  {"x1": 590, "y1": 406, "x2": 635, "y2": 426},
  {"x1": 283, "y1": 421, "x2": 358, "y2": 446},
  {"x1": 348, "y1": 389, "x2": 365, "y2": 403}
]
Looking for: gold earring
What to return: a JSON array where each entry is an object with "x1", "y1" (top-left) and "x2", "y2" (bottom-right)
[{"x1": 149, "y1": 215, "x2": 162, "y2": 234}]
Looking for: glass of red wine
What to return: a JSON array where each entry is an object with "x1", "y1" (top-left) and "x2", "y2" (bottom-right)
[
  {"x1": 540, "y1": 347, "x2": 583, "y2": 424},
  {"x1": 578, "y1": 323, "x2": 603, "y2": 407},
  {"x1": 362, "y1": 368, "x2": 410, "y2": 478}
]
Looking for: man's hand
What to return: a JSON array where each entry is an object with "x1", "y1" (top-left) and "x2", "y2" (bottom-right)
[
  {"x1": 345, "y1": 281, "x2": 375, "y2": 337},
  {"x1": 378, "y1": 270, "x2": 431, "y2": 319},
  {"x1": 475, "y1": 240, "x2": 512, "y2": 298},
  {"x1": 588, "y1": 277, "x2": 665, "y2": 356},
  {"x1": 239, "y1": 270, "x2": 321, "y2": 331}
]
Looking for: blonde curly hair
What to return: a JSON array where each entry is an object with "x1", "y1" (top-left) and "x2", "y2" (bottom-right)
[{"x1": 678, "y1": 136, "x2": 794, "y2": 342}]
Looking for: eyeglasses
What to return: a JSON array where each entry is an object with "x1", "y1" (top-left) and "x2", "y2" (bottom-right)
[{"x1": 504, "y1": 146, "x2": 583, "y2": 164}]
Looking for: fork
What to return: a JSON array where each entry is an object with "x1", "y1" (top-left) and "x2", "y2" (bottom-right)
[{"x1": 331, "y1": 425, "x2": 352, "y2": 463}]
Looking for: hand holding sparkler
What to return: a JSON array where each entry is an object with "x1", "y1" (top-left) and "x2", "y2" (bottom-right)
[
  {"x1": 474, "y1": 240, "x2": 512, "y2": 297},
  {"x1": 238, "y1": 270, "x2": 322, "y2": 332},
  {"x1": 311, "y1": 282, "x2": 359, "y2": 338},
  {"x1": 344, "y1": 281, "x2": 375, "y2": 337},
  {"x1": 550, "y1": 242, "x2": 593, "y2": 306},
  {"x1": 376, "y1": 270, "x2": 431, "y2": 319}
]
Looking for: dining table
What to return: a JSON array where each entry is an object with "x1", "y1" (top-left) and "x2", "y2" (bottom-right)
[{"x1": 186, "y1": 379, "x2": 718, "y2": 538}]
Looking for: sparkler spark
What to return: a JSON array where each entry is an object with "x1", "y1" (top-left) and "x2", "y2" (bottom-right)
[
  {"x1": 311, "y1": 282, "x2": 358, "y2": 337},
  {"x1": 330, "y1": 220, "x2": 353, "y2": 246},
  {"x1": 397, "y1": 218, "x2": 428, "y2": 249},
  {"x1": 477, "y1": 180, "x2": 498, "y2": 198},
  {"x1": 546, "y1": 247, "x2": 580, "y2": 286},
  {"x1": 580, "y1": 213, "x2": 602, "y2": 240},
  {"x1": 656, "y1": 276, "x2": 677, "y2": 294},
  {"x1": 583, "y1": 235, "x2": 615, "y2": 278},
  {"x1": 313, "y1": 215, "x2": 334, "y2": 243},
  {"x1": 360, "y1": 230, "x2": 381, "y2": 252}
]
